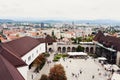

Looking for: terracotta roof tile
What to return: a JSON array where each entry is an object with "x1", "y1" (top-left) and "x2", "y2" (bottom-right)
[
  {"x1": 2, "y1": 36, "x2": 43, "y2": 57},
  {"x1": 0, "y1": 54, "x2": 25, "y2": 80},
  {"x1": 0, "y1": 45, "x2": 27, "y2": 67},
  {"x1": 37, "y1": 35, "x2": 56, "y2": 43},
  {"x1": 93, "y1": 31, "x2": 120, "y2": 51}
]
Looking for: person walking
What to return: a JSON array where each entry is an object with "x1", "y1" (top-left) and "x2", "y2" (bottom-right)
[{"x1": 92, "y1": 75, "x2": 94, "y2": 79}]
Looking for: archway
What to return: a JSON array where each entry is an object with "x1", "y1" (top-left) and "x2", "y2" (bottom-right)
[
  {"x1": 62, "y1": 47, "x2": 66, "y2": 53},
  {"x1": 72, "y1": 47, "x2": 76, "y2": 52},
  {"x1": 90, "y1": 47, "x2": 94, "y2": 53},
  {"x1": 86, "y1": 47, "x2": 89, "y2": 52},
  {"x1": 67, "y1": 47, "x2": 71, "y2": 52},
  {"x1": 57, "y1": 47, "x2": 61, "y2": 52},
  {"x1": 49, "y1": 48, "x2": 52, "y2": 52}
]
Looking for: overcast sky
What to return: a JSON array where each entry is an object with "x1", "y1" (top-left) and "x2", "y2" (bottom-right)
[{"x1": 0, "y1": 0, "x2": 120, "y2": 20}]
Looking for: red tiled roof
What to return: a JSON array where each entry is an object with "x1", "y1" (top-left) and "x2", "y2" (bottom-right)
[
  {"x1": 93, "y1": 31, "x2": 104, "y2": 42},
  {"x1": 93, "y1": 31, "x2": 120, "y2": 51},
  {"x1": 0, "y1": 55, "x2": 25, "y2": 80},
  {"x1": 37, "y1": 35, "x2": 56, "y2": 43},
  {"x1": 0, "y1": 45, "x2": 26, "y2": 67},
  {"x1": 0, "y1": 36, "x2": 50, "y2": 80},
  {"x1": 36, "y1": 38, "x2": 46, "y2": 43},
  {"x1": 45, "y1": 35, "x2": 56, "y2": 43},
  {"x1": 2, "y1": 36, "x2": 44, "y2": 57},
  {"x1": 7, "y1": 35, "x2": 20, "y2": 40}
]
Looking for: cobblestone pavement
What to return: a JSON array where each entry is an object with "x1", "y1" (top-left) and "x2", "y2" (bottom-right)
[{"x1": 32, "y1": 53, "x2": 111, "y2": 80}]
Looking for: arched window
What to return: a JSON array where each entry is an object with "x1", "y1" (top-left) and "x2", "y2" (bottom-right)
[
  {"x1": 86, "y1": 47, "x2": 89, "y2": 52},
  {"x1": 67, "y1": 47, "x2": 71, "y2": 52},
  {"x1": 57, "y1": 47, "x2": 61, "y2": 52},
  {"x1": 90, "y1": 47, "x2": 94, "y2": 53},
  {"x1": 62, "y1": 47, "x2": 66, "y2": 53},
  {"x1": 72, "y1": 47, "x2": 76, "y2": 52}
]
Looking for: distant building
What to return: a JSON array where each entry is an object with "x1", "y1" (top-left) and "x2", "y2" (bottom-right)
[{"x1": 41, "y1": 22, "x2": 44, "y2": 28}]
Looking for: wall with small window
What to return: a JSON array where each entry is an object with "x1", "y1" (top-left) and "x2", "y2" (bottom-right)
[{"x1": 21, "y1": 43, "x2": 45, "y2": 65}]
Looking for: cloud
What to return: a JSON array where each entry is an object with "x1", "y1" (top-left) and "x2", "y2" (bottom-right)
[{"x1": 0, "y1": 0, "x2": 120, "y2": 20}]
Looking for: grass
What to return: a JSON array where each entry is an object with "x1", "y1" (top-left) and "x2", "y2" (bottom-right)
[
  {"x1": 43, "y1": 53, "x2": 50, "y2": 57},
  {"x1": 53, "y1": 54, "x2": 68, "y2": 62}
]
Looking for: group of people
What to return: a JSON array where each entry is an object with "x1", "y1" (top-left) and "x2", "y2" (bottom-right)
[{"x1": 71, "y1": 69, "x2": 83, "y2": 79}]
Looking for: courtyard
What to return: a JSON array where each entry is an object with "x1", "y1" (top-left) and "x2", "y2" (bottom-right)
[{"x1": 30, "y1": 53, "x2": 111, "y2": 80}]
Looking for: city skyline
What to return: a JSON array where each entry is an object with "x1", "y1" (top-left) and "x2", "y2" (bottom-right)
[{"x1": 0, "y1": 0, "x2": 120, "y2": 20}]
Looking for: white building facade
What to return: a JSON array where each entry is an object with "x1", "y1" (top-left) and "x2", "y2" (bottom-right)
[{"x1": 18, "y1": 43, "x2": 45, "y2": 80}]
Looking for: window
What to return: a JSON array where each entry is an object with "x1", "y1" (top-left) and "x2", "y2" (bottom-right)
[
  {"x1": 28, "y1": 56, "x2": 31, "y2": 61},
  {"x1": 36, "y1": 50, "x2": 38, "y2": 53}
]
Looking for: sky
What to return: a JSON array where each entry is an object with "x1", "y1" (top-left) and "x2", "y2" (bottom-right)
[{"x1": 0, "y1": 0, "x2": 120, "y2": 20}]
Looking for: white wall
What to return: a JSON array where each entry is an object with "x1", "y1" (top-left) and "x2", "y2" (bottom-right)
[
  {"x1": 61, "y1": 33, "x2": 73, "y2": 38},
  {"x1": 42, "y1": 28, "x2": 61, "y2": 39},
  {"x1": 47, "y1": 42, "x2": 57, "y2": 52},
  {"x1": 17, "y1": 66, "x2": 28, "y2": 80},
  {"x1": 18, "y1": 43, "x2": 45, "y2": 80},
  {"x1": 22, "y1": 43, "x2": 45, "y2": 65}
]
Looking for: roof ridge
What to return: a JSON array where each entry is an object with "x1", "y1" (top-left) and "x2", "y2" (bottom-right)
[
  {"x1": 1, "y1": 44, "x2": 27, "y2": 67},
  {"x1": 2, "y1": 36, "x2": 42, "y2": 57},
  {"x1": 2, "y1": 44, "x2": 21, "y2": 59}
]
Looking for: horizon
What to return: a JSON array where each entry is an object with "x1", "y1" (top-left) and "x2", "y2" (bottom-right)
[
  {"x1": 1, "y1": 17, "x2": 120, "y2": 21},
  {"x1": 1, "y1": 18, "x2": 120, "y2": 25}
]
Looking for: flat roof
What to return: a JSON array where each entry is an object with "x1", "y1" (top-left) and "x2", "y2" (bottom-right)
[
  {"x1": 98, "y1": 57, "x2": 107, "y2": 60},
  {"x1": 80, "y1": 42, "x2": 94, "y2": 44},
  {"x1": 68, "y1": 52, "x2": 87, "y2": 56}
]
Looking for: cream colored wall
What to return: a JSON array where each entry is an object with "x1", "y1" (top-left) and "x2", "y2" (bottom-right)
[{"x1": 116, "y1": 51, "x2": 120, "y2": 66}]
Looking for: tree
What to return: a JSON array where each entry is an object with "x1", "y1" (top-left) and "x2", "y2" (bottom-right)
[
  {"x1": 49, "y1": 64, "x2": 67, "y2": 80},
  {"x1": 77, "y1": 37, "x2": 82, "y2": 43},
  {"x1": 76, "y1": 45, "x2": 84, "y2": 52},
  {"x1": 40, "y1": 74, "x2": 48, "y2": 80},
  {"x1": 71, "y1": 37, "x2": 77, "y2": 43},
  {"x1": 52, "y1": 30, "x2": 54, "y2": 37}
]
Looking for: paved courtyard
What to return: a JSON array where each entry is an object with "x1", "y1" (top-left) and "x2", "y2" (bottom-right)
[{"x1": 32, "y1": 53, "x2": 111, "y2": 80}]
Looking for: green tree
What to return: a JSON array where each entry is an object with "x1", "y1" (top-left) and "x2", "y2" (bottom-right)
[
  {"x1": 76, "y1": 45, "x2": 84, "y2": 52},
  {"x1": 77, "y1": 37, "x2": 82, "y2": 43},
  {"x1": 71, "y1": 37, "x2": 77, "y2": 43}
]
